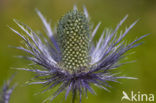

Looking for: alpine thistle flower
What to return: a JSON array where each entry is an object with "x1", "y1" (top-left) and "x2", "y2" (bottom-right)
[
  {"x1": 10, "y1": 6, "x2": 148, "y2": 103},
  {"x1": 0, "y1": 76, "x2": 16, "y2": 103}
]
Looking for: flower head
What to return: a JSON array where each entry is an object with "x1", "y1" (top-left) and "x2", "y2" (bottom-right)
[
  {"x1": 0, "y1": 75, "x2": 16, "y2": 103},
  {"x1": 10, "y1": 6, "x2": 148, "y2": 103},
  {"x1": 57, "y1": 10, "x2": 90, "y2": 73}
]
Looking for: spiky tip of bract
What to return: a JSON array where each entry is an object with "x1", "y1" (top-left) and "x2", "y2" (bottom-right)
[{"x1": 57, "y1": 10, "x2": 90, "y2": 73}]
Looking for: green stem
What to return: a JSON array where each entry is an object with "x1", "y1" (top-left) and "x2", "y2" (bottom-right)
[{"x1": 72, "y1": 89, "x2": 76, "y2": 103}]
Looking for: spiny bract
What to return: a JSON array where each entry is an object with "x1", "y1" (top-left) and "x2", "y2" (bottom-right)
[
  {"x1": 0, "y1": 75, "x2": 16, "y2": 103},
  {"x1": 10, "y1": 6, "x2": 148, "y2": 103}
]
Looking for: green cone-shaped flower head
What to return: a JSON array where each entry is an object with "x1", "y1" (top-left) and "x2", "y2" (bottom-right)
[{"x1": 57, "y1": 10, "x2": 90, "y2": 73}]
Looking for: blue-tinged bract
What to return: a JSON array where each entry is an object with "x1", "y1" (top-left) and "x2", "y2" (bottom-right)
[
  {"x1": 10, "y1": 6, "x2": 148, "y2": 103},
  {"x1": 0, "y1": 76, "x2": 16, "y2": 103}
]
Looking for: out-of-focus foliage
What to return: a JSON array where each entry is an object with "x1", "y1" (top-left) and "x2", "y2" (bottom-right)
[{"x1": 0, "y1": 0, "x2": 156, "y2": 103}]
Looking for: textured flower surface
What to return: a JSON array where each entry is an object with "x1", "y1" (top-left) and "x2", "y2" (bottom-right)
[
  {"x1": 10, "y1": 6, "x2": 148, "y2": 103},
  {"x1": 0, "y1": 76, "x2": 16, "y2": 103}
]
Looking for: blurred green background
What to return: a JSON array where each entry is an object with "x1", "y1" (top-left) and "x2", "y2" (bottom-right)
[{"x1": 0, "y1": 0, "x2": 156, "y2": 103}]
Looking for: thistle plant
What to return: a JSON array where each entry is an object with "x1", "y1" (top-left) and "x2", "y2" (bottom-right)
[
  {"x1": 0, "y1": 76, "x2": 16, "y2": 103},
  {"x1": 9, "y1": 6, "x2": 148, "y2": 103}
]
